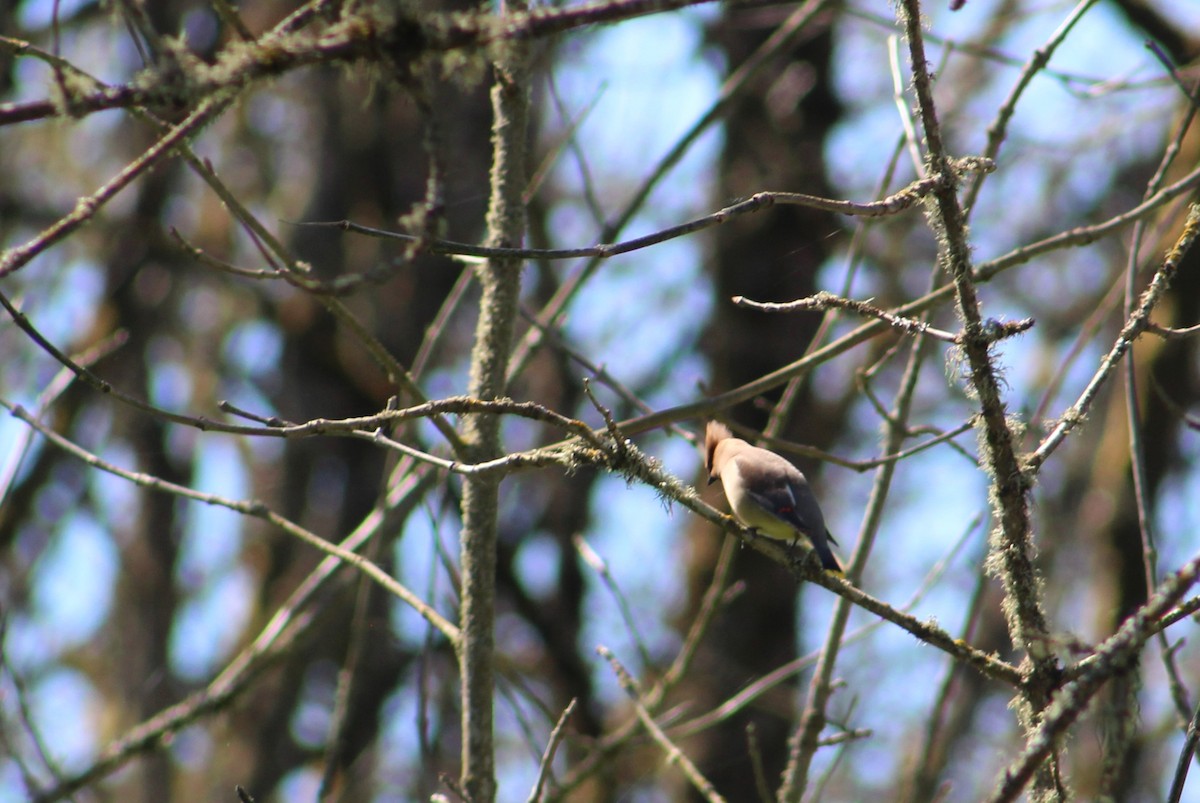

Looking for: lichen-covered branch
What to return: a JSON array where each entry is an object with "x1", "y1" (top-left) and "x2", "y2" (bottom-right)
[
  {"x1": 457, "y1": 2, "x2": 532, "y2": 798},
  {"x1": 895, "y1": 0, "x2": 1059, "y2": 796}
]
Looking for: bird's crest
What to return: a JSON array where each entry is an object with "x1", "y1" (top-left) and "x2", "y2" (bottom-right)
[{"x1": 704, "y1": 421, "x2": 733, "y2": 473}]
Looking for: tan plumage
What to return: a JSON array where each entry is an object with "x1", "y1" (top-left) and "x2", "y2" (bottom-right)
[{"x1": 704, "y1": 421, "x2": 843, "y2": 574}]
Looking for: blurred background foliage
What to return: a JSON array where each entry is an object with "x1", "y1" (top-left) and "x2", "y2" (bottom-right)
[{"x1": 2, "y1": 0, "x2": 1200, "y2": 800}]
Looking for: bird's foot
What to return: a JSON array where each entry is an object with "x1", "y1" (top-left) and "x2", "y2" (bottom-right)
[{"x1": 785, "y1": 537, "x2": 801, "y2": 563}]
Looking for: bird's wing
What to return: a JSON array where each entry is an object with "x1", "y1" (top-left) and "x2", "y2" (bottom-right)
[{"x1": 743, "y1": 481, "x2": 815, "y2": 534}]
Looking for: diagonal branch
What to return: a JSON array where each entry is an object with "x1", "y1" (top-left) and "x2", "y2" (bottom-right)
[
  {"x1": 987, "y1": 550, "x2": 1200, "y2": 803},
  {"x1": 1029, "y1": 204, "x2": 1200, "y2": 470}
]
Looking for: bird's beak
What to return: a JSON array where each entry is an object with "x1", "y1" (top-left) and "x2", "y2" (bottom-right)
[{"x1": 707, "y1": 475, "x2": 717, "y2": 486}]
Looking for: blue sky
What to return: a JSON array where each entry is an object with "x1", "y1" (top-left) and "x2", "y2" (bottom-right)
[{"x1": 4, "y1": 0, "x2": 1200, "y2": 799}]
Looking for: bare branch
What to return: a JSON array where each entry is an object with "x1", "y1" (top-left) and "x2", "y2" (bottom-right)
[
  {"x1": 1029, "y1": 204, "x2": 1200, "y2": 470},
  {"x1": 2, "y1": 400, "x2": 461, "y2": 646},
  {"x1": 597, "y1": 646, "x2": 726, "y2": 803},
  {"x1": 526, "y1": 700, "x2": 578, "y2": 803},
  {"x1": 988, "y1": 551, "x2": 1200, "y2": 803},
  {"x1": 297, "y1": 165, "x2": 993, "y2": 275}
]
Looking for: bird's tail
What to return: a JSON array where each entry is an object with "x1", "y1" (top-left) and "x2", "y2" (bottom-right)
[{"x1": 811, "y1": 531, "x2": 845, "y2": 576}]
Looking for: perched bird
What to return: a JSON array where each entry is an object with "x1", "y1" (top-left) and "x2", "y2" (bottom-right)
[{"x1": 704, "y1": 421, "x2": 844, "y2": 574}]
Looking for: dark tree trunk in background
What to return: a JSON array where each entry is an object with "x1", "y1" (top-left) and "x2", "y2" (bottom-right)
[
  {"x1": 252, "y1": 55, "x2": 495, "y2": 799},
  {"x1": 6, "y1": 1, "x2": 1200, "y2": 800},
  {"x1": 674, "y1": 7, "x2": 847, "y2": 798}
]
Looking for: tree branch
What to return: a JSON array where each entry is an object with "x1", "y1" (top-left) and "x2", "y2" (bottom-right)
[{"x1": 457, "y1": 1, "x2": 533, "y2": 797}]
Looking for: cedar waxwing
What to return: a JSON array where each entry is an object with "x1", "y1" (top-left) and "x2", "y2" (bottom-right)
[{"x1": 704, "y1": 421, "x2": 844, "y2": 574}]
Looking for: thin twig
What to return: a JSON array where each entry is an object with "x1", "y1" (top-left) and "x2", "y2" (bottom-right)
[
  {"x1": 976, "y1": 161, "x2": 1200, "y2": 282},
  {"x1": 549, "y1": 536, "x2": 739, "y2": 800},
  {"x1": 303, "y1": 166, "x2": 991, "y2": 271},
  {"x1": 0, "y1": 329, "x2": 126, "y2": 506},
  {"x1": 0, "y1": 630, "x2": 67, "y2": 791},
  {"x1": 746, "y1": 723, "x2": 773, "y2": 803},
  {"x1": 734, "y1": 291, "x2": 1034, "y2": 345},
  {"x1": 1146, "y1": 40, "x2": 1200, "y2": 107},
  {"x1": 1166, "y1": 700, "x2": 1200, "y2": 803},
  {"x1": 506, "y1": 0, "x2": 833, "y2": 380},
  {"x1": 0, "y1": 93, "x2": 235, "y2": 279},
  {"x1": 887, "y1": 34, "x2": 925, "y2": 175},
  {"x1": 903, "y1": 558, "x2": 990, "y2": 801},
  {"x1": 1029, "y1": 204, "x2": 1200, "y2": 470},
  {"x1": 574, "y1": 535, "x2": 655, "y2": 671},
  {"x1": 2, "y1": 399, "x2": 461, "y2": 645},
  {"x1": 526, "y1": 699, "x2": 577, "y2": 803},
  {"x1": 961, "y1": 0, "x2": 1100, "y2": 215},
  {"x1": 597, "y1": 646, "x2": 726, "y2": 803}
]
